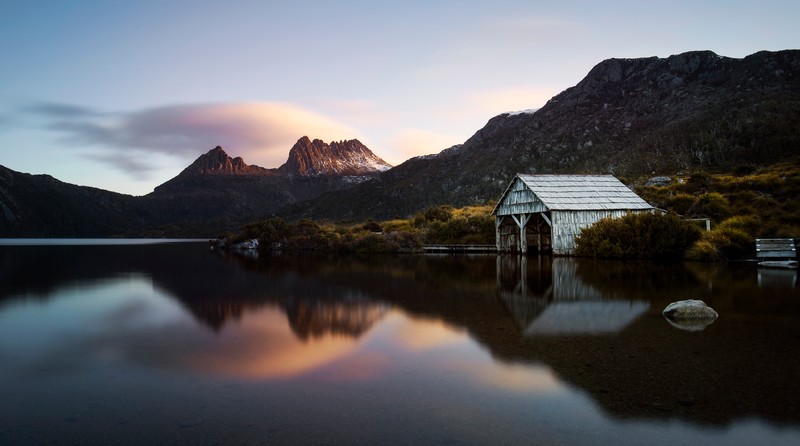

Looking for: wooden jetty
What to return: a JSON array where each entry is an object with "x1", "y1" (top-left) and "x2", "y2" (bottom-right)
[
  {"x1": 423, "y1": 244, "x2": 497, "y2": 253},
  {"x1": 756, "y1": 238, "x2": 798, "y2": 269}
]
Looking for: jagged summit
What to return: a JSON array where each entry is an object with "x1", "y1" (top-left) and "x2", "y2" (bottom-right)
[
  {"x1": 152, "y1": 138, "x2": 391, "y2": 198},
  {"x1": 180, "y1": 146, "x2": 273, "y2": 176},
  {"x1": 279, "y1": 136, "x2": 392, "y2": 176}
]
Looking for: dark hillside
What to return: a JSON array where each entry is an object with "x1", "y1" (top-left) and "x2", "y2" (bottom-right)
[{"x1": 282, "y1": 50, "x2": 800, "y2": 221}]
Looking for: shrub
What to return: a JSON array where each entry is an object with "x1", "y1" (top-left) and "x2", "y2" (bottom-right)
[
  {"x1": 361, "y1": 219, "x2": 383, "y2": 233},
  {"x1": 665, "y1": 193, "x2": 698, "y2": 216},
  {"x1": 574, "y1": 212, "x2": 702, "y2": 259},
  {"x1": 686, "y1": 192, "x2": 732, "y2": 222},
  {"x1": 685, "y1": 171, "x2": 711, "y2": 193},
  {"x1": 414, "y1": 205, "x2": 454, "y2": 226},
  {"x1": 423, "y1": 213, "x2": 495, "y2": 244},
  {"x1": 345, "y1": 232, "x2": 399, "y2": 253},
  {"x1": 382, "y1": 219, "x2": 415, "y2": 233},
  {"x1": 716, "y1": 215, "x2": 760, "y2": 235},
  {"x1": 686, "y1": 239, "x2": 720, "y2": 261}
]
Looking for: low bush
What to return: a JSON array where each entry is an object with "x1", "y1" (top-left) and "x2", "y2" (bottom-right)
[
  {"x1": 686, "y1": 218, "x2": 756, "y2": 261},
  {"x1": 223, "y1": 205, "x2": 492, "y2": 253},
  {"x1": 414, "y1": 205, "x2": 454, "y2": 226},
  {"x1": 575, "y1": 212, "x2": 702, "y2": 259}
]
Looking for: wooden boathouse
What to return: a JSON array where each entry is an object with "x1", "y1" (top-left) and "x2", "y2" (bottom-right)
[{"x1": 493, "y1": 174, "x2": 654, "y2": 255}]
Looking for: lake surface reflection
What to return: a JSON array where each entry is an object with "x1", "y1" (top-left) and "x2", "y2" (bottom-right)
[{"x1": 1, "y1": 241, "x2": 799, "y2": 445}]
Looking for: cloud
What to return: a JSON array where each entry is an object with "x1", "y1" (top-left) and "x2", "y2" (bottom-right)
[
  {"x1": 26, "y1": 101, "x2": 361, "y2": 177},
  {"x1": 85, "y1": 152, "x2": 159, "y2": 180},
  {"x1": 23, "y1": 101, "x2": 102, "y2": 118}
]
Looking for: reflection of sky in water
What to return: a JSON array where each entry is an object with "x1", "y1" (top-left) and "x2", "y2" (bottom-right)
[{"x1": 1, "y1": 275, "x2": 799, "y2": 445}]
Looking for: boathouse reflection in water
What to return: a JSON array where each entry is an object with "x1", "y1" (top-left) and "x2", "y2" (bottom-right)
[{"x1": 496, "y1": 256, "x2": 650, "y2": 335}]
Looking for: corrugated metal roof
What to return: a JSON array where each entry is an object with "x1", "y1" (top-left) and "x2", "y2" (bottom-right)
[{"x1": 494, "y1": 174, "x2": 653, "y2": 213}]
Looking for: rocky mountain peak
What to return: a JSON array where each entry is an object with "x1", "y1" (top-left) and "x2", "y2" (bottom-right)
[
  {"x1": 279, "y1": 136, "x2": 392, "y2": 176},
  {"x1": 180, "y1": 146, "x2": 270, "y2": 177}
]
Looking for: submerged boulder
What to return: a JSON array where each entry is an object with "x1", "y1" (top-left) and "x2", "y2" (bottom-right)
[
  {"x1": 663, "y1": 300, "x2": 718, "y2": 331},
  {"x1": 663, "y1": 299, "x2": 718, "y2": 320}
]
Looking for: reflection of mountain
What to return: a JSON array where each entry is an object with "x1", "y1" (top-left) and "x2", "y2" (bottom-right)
[
  {"x1": 2, "y1": 244, "x2": 800, "y2": 427},
  {"x1": 0, "y1": 244, "x2": 390, "y2": 338},
  {"x1": 285, "y1": 293, "x2": 389, "y2": 340}
]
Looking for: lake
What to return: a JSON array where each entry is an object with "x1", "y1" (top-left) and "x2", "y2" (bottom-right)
[{"x1": 1, "y1": 240, "x2": 799, "y2": 445}]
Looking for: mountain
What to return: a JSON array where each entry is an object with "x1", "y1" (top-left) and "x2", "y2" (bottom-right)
[
  {"x1": 2, "y1": 50, "x2": 798, "y2": 235},
  {"x1": 140, "y1": 138, "x2": 391, "y2": 235},
  {"x1": 281, "y1": 49, "x2": 800, "y2": 221},
  {"x1": 0, "y1": 137, "x2": 391, "y2": 237},
  {"x1": 0, "y1": 165, "x2": 139, "y2": 237},
  {"x1": 279, "y1": 136, "x2": 392, "y2": 176},
  {"x1": 178, "y1": 145, "x2": 276, "y2": 176}
]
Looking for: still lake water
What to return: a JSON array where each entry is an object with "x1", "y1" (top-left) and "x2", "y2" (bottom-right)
[{"x1": 1, "y1": 241, "x2": 799, "y2": 445}]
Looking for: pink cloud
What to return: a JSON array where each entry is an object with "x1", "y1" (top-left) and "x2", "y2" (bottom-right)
[{"x1": 32, "y1": 101, "x2": 362, "y2": 175}]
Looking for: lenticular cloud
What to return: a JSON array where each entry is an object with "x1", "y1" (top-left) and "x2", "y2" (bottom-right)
[{"x1": 32, "y1": 101, "x2": 360, "y2": 174}]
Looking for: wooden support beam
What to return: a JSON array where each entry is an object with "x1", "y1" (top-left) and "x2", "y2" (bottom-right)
[
  {"x1": 495, "y1": 216, "x2": 502, "y2": 252},
  {"x1": 518, "y1": 214, "x2": 530, "y2": 254}
]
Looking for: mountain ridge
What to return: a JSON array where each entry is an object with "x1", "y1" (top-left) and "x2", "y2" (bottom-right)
[
  {"x1": 0, "y1": 136, "x2": 392, "y2": 236},
  {"x1": 280, "y1": 49, "x2": 800, "y2": 221},
  {"x1": 279, "y1": 136, "x2": 392, "y2": 177},
  {"x1": 178, "y1": 145, "x2": 276, "y2": 177},
  {"x1": 2, "y1": 49, "x2": 798, "y2": 235}
]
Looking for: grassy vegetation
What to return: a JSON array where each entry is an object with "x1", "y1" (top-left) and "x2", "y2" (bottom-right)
[
  {"x1": 222, "y1": 205, "x2": 496, "y2": 253},
  {"x1": 632, "y1": 159, "x2": 800, "y2": 260},
  {"x1": 574, "y1": 212, "x2": 702, "y2": 260}
]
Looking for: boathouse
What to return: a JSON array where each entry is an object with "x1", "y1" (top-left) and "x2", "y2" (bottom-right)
[{"x1": 492, "y1": 174, "x2": 654, "y2": 255}]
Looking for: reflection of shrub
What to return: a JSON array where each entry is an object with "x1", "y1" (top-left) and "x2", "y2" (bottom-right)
[{"x1": 575, "y1": 212, "x2": 701, "y2": 259}]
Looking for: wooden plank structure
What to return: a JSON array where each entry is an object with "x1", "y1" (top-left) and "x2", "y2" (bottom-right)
[
  {"x1": 423, "y1": 244, "x2": 497, "y2": 253},
  {"x1": 755, "y1": 238, "x2": 797, "y2": 259},
  {"x1": 492, "y1": 174, "x2": 654, "y2": 255}
]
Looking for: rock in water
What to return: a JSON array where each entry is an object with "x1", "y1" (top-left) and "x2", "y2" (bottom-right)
[
  {"x1": 662, "y1": 299, "x2": 718, "y2": 320},
  {"x1": 662, "y1": 300, "x2": 718, "y2": 331}
]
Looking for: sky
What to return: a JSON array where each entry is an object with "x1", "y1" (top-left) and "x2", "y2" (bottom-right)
[{"x1": 0, "y1": 0, "x2": 798, "y2": 196}]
